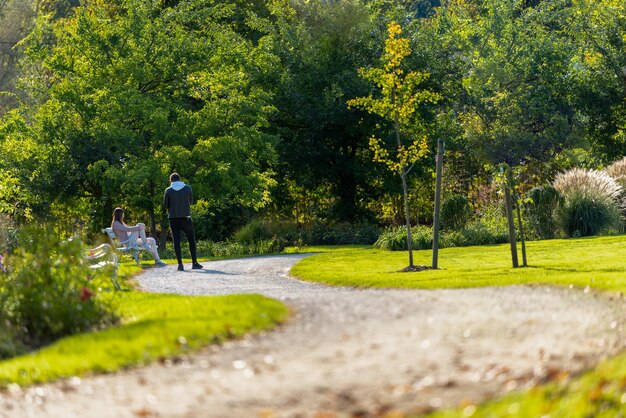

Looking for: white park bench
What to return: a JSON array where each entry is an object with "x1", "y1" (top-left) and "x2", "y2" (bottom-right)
[
  {"x1": 84, "y1": 242, "x2": 121, "y2": 290},
  {"x1": 102, "y1": 227, "x2": 153, "y2": 265}
]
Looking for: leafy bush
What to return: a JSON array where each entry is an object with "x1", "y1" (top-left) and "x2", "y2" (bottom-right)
[
  {"x1": 375, "y1": 214, "x2": 509, "y2": 251},
  {"x1": 374, "y1": 225, "x2": 432, "y2": 251},
  {"x1": 0, "y1": 228, "x2": 116, "y2": 355},
  {"x1": 209, "y1": 239, "x2": 286, "y2": 257},
  {"x1": 373, "y1": 226, "x2": 405, "y2": 250},
  {"x1": 233, "y1": 219, "x2": 272, "y2": 245},
  {"x1": 0, "y1": 215, "x2": 18, "y2": 254},
  {"x1": 0, "y1": 327, "x2": 26, "y2": 360},
  {"x1": 560, "y1": 195, "x2": 621, "y2": 237},
  {"x1": 442, "y1": 221, "x2": 509, "y2": 248},
  {"x1": 441, "y1": 195, "x2": 471, "y2": 230},
  {"x1": 232, "y1": 219, "x2": 381, "y2": 247},
  {"x1": 525, "y1": 186, "x2": 563, "y2": 239},
  {"x1": 308, "y1": 221, "x2": 380, "y2": 245},
  {"x1": 553, "y1": 168, "x2": 623, "y2": 237},
  {"x1": 161, "y1": 238, "x2": 286, "y2": 259}
]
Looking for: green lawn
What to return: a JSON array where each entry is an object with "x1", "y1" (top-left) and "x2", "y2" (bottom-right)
[
  {"x1": 0, "y1": 289, "x2": 288, "y2": 387},
  {"x1": 291, "y1": 235, "x2": 626, "y2": 417},
  {"x1": 291, "y1": 235, "x2": 626, "y2": 291}
]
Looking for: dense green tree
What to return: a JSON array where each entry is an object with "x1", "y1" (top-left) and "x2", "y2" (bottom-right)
[
  {"x1": 0, "y1": 0, "x2": 36, "y2": 114},
  {"x1": 566, "y1": 0, "x2": 626, "y2": 162},
  {"x1": 367, "y1": 0, "x2": 441, "y2": 19},
  {"x1": 1, "y1": 0, "x2": 625, "y2": 237},
  {"x1": 35, "y1": 0, "x2": 79, "y2": 19},
  {"x1": 434, "y1": 0, "x2": 585, "y2": 187},
  {"x1": 267, "y1": 0, "x2": 385, "y2": 223},
  {"x1": 0, "y1": 0, "x2": 278, "y2": 238}
]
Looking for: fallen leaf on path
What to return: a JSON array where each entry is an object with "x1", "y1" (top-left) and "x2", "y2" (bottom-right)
[{"x1": 134, "y1": 408, "x2": 156, "y2": 417}]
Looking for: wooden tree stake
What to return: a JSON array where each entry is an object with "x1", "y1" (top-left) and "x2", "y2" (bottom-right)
[{"x1": 432, "y1": 139, "x2": 444, "y2": 269}]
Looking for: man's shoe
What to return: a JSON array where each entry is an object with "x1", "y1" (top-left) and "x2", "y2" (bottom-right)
[
  {"x1": 177, "y1": 264, "x2": 184, "y2": 271},
  {"x1": 155, "y1": 260, "x2": 167, "y2": 267},
  {"x1": 191, "y1": 262, "x2": 203, "y2": 270}
]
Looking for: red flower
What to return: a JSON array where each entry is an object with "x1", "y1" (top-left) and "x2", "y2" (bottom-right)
[{"x1": 80, "y1": 287, "x2": 93, "y2": 301}]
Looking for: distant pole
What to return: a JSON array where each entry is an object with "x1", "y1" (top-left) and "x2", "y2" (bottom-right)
[
  {"x1": 502, "y1": 165, "x2": 519, "y2": 268},
  {"x1": 432, "y1": 139, "x2": 444, "y2": 269}
]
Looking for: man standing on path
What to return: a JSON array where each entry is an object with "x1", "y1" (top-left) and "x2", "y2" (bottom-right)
[{"x1": 163, "y1": 173, "x2": 203, "y2": 271}]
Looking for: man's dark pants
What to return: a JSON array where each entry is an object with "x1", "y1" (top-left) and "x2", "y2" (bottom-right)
[{"x1": 169, "y1": 217, "x2": 198, "y2": 265}]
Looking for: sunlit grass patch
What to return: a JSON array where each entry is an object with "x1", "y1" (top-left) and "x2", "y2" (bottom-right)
[
  {"x1": 291, "y1": 235, "x2": 626, "y2": 290},
  {"x1": 0, "y1": 292, "x2": 288, "y2": 387}
]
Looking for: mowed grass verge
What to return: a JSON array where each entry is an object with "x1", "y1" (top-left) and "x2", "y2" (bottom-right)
[
  {"x1": 290, "y1": 235, "x2": 626, "y2": 290},
  {"x1": 291, "y1": 235, "x2": 626, "y2": 418},
  {"x1": 0, "y1": 290, "x2": 288, "y2": 387}
]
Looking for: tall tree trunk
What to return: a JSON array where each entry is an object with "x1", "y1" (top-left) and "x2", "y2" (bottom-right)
[
  {"x1": 149, "y1": 206, "x2": 156, "y2": 239},
  {"x1": 335, "y1": 162, "x2": 357, "y2": 222},
  {"x1": 394, "y1": 112, "x2": 413, "y2": 267},
  {"x1": 102, "y1": 198, "x2": 113, "y2": 232}
]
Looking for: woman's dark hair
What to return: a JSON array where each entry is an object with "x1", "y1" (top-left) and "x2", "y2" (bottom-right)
[
  {"x1": 112, "y1": 207, "x2": 124, "y2": 224},
  {"x1": 169, "y1": 172, "x2": 181, "y2": 182}
]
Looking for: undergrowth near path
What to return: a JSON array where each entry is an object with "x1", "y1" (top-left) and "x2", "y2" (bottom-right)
[{"x1": 0, "y1": 283, "x2": 287, "y2": 387}]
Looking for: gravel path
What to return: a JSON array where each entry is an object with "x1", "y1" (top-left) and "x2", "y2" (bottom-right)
[{"x1": 2, "y1": 254, "x2": 626, "y2": 418}]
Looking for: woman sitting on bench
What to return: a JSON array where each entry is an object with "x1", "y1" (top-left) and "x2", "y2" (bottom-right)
[{"x1": 111, "y1": 207, "x2": 166, "y2": 266}]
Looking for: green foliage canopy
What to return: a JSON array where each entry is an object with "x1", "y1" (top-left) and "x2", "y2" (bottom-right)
[{"x1": 0, "y1": 0, "x2": 279, "y2": 235}]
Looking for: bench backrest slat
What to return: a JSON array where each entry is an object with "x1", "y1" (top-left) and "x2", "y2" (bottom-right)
[{"x1": 102, "y1": 228, "x2": 121, "y2": 248}]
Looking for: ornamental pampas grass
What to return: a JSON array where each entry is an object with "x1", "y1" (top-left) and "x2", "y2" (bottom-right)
[
  {"x1": 553, "y1": 168, "x2": 622, "y2": 202},
  {"x1": 605, "y1": 156, "x2": 626, "y2": 186},
  {"x1": 552, "y1": 168, "x2": 622, "y2": 237}
]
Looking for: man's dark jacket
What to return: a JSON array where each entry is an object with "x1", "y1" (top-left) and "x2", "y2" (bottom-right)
[{"x1": 163, "y1": 184, "x2": 193, "y2": 218}]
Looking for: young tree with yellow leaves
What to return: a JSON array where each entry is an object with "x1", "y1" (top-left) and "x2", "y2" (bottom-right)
[{"x1": 347, "y1": 21, "x2": 441, "y2": 269}]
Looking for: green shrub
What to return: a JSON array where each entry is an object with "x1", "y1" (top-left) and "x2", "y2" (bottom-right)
[
  {"x1": 0, "y1": 215, "x2": 18, "y2": 254},
  {"x1": 375, "y1": 216, "x2": 508, "y2": 251},
  {"x1": 374, "y1": 225, "x2": 433, "y2": 251},
  {"x1": 553, "y1": 168, "x2": 623, "y2": 237},
  {"x1": 229, "y1": 219, "x2": 381, "y2": 249},
  {"x1": 265, "y1": 220, "x2": 304, "y2": 244},
  {"x1": 0, "y1": 327, "x2": 26, "y2": 360},
  {"x1": 525, "y1": 186, "x2": 563, "y2": 239},
  {"x1": 441, "y1": 195, "x2": 471, "y2": 230},
  {"x1": 161, "y1": 238, "x2": 286, "y2": 259},
  {"x1": 412, "y1": 225, "x2": 435, "y2": 250},
  {"x1": 233, "y1": 219, "x2": 272, "y2": 245},
  {"x1": 238, "y1": 219, "x2": 380, "y2": 247},
  {"x1": 373, "y1": 226, "x2": 405, "y2": 250},
  {"x1": 208, "y1": 239, "x2": 286, "y2": 257},
  {"x1": 0, "y1": 228, "x2": 116, "y2": 353},
  {"x1": 442, "y1": 221, "x2": 509, "y2": 248},
  {"x1": 561, "y1": 194, "x2": 621, "y2": 237},
  {"x1": 309, "y1": 221, "x2": 380, "y2": 245}
]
